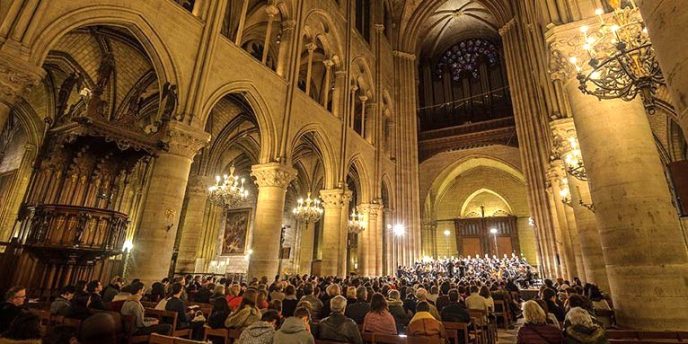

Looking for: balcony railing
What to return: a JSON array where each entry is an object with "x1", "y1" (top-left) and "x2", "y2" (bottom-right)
[{"x1": 19, "y1": 204, "x2": 128, "y2": 254}]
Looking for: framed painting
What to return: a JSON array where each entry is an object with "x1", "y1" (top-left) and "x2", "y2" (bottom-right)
[{"x1": 221, "y1": 208, "x2": 252, "y2": 255}]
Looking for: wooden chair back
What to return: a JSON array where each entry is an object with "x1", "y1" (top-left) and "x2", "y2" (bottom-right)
[
  {"x1": 203, "y1": 325, "x2": 229, "y2": 344},
  {"x1": 149, "y1": 333, "x2": 175, "y2": 344},
  {"x1": 373, "y1": 334, "x2": 408, "y2": 344},
  {"x1": 443, "y1": 322, "x2": 470, "y2": 344}
]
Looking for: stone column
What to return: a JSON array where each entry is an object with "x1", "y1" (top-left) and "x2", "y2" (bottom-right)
[
  {"x1": 552, "y1": 118, "x2": 610, "y2": 291},
  {"x1": 358, "y1": 203, "x2": 381, "y2": 276},
  {"x1": 546, "y1": 161, "x2": 577, "y2": 279},
  {"x1": 637, "y1": 0, "x2": 688, "y2": 136},
  {"x1": 261, "y1": 5, "x2": 279, "y2": 64},
  {"x1": 359, "y1": 95, "x2": 368, "y2": 138},
  {"x1": 566, "y1": 79, "x2": 688, "y2": 330},
  {"x1": 0, "y1": 143, "x2": 36, "y2": 240},
  {"x1": 176, "y1": 175, "x2": 211, "y2": 273},
  {"x1": 304, "y1": 43, "x2": 317, "y2": 97},
  {"x1": 332, "y1": 71, "x2": 346, "y2": 118},
  {"x1": 319, "y1": 189, "x2": 350, "y2": 276},
  {"x1": 321, "y1": 59, "x2": 334, "y2": 107},
  {"x1": 339, "y1": 197, "x2": 352, "y2": 275},
  {"x1": 349, "y1": 86, "x2": 359, "y2": 128},
  {"x1": 297, "y1": 221, "x2": 315, "y2": 274},
  {"x1": 248, "y1": 163, "x2": 296, "y2": 279},
  {"x1": 276, "y1": 20, "x2": 296, "y2": 77},
  {"x1": 234, "y1": 0, "x2": 250, "y2": 46},
  {"x1": 128, "y1": 122, "x2": 210, "y2": 284},
  {"x1": 0, "y1": 54, "x2": 44, "y2": 131}
]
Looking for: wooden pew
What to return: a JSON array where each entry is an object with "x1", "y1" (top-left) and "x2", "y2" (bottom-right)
[{"x1": 145, "y1": 308, "x2": 193, "y2": 338}]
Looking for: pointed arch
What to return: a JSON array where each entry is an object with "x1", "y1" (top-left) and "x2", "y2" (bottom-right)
[
  {"x1": 199, "y1": 81, "x2": 277, "y2": 164},
  {"x1": 29, "y1": 6, "x2": 180, "y2": 90},
  {"x1": 288, "y1": 123, "x2": 339, "y2": 190},
  {"x1": 460, "y1": 188, "x2": 513, "y2": 217},
  {"x1": 346, "y1": 154, "x2": 371, "y2": 203}
]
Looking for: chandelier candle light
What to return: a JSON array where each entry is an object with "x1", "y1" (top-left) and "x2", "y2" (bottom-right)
[
  {"x1": 348, "y1": 207, "x2": 365, "y2": 234},
  {"x1": 568, "y1": 1, "x2": 663, "y2": 113},
  {"x1": 292, "y1": 192, "x2": 324, "y2": 223},
  {"x1": 208, "y1": 166, "x2": 249, "y2": 208}
]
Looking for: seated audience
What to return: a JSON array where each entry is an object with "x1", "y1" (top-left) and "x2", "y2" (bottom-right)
[
  {"x1": 479, "y1": 286, "x2": 494, "y2": 313},
  {"x1": 79, "y1": 312, "x2": 118, "y2": 344},
  {"x1": 226, "y1": 284, "x2": 243, "y2": 311},
  {"x1": 102, "y1": 277, "x2": 123, "y2": 303},
  {"x1": 415, "y1": 288, "x2": 441, "y2": 320},
  {"x1": 362, "y1": 293, "x2": 397, "y2": 335},
  {"x1": 120, "y1": 282, "x2": 172, "y2": 335},
  {"x1": 516, "y1": 300, "x2": 564, "y2": 344},
  {"x1": 440, "y1": 289, "x2": 470, "y2": 323},
  {"x1": 317, "y1": 295, "x2": 363, "y2": 344},
  {"x1": 0, "y1": 286, "x2": 26, "y2": 333},
  {"x1": 387, "y1": 290, "x2": 409, "y2": 334},
  {"x1": 282, "y1": 285, "x2": 299, "y2": 317},
  {"x1": 319, "y1": 284, "x2": 340, "y2": 319},
  {"x1": 543, "y1": 288, "x2": 566, "y2": 322},
  {"x1": 564, "y1": 307, "x2": 607, "y2": 344},
  {"x1": 237, "y1": 310, "x2": 280, "y2": 344},
  {"x1": 534, "y1": 299, "x2": 561, "y2": 329},
  {"x1": 225, "y1": 289, "x2": 260, "y2": 330},
  {"x1": 407, "y1": 301, "x2": 446, "y2": 341},
  {"x1": 345, "y1": 286, "x2": 370, "y2": 325},
  {"x1": 195, "y1": 283, "x2": 213, "y2": 304},
  {"x1": 164, "y1": 282, "x2": 190, "y2": 329},
  {"x1": 207, "y1": 297, "x2": 231, "y2": 329},
  {"x1": 269, "y1": 284, "x2": 285, "y2": 302},
  {"x1": 86, "y1": 280, "x2": 105, "y2": 311},
  {"x1": 0, "y1": 311, "x2": 42, "y2": 343},
  {"x1": 209, "y1": 285, "x2": 225, "y2": 304},
  {"x1": 435, "y1": 282, "x2": 451, "y2": 311},
  {"x1": 50, "y1": 286, "x2": 75, "y2": 316},
  {"x1": 274, "y1": 307, "x2": 314, "y2": 344},
  {"x1": 299, "y1": 284, "x2": 323, "y2": 321}
]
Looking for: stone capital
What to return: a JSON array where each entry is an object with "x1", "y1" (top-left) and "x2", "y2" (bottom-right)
[
  {"x1": 323, "y1": 59, "x2": 335, "y2": 68},
  {"x1": 550, "y1": 117, "x2": 578, "y2": 157},
  {"x1": 250, "y1": 163, "x2": 296, "y2": 188},
  {"x1": 265, "y1": 5, "x2": 280, "y2": 17},
  {"x1": 319, "y1": 189, "x2": 352, "y2": 208},
  {"x1": 374, "y1": 24, "x2": 385, "y2": 33},
  {"x1": 282, "y1": 20, "x2": 297, "y2": 31},
  {"x1": 498, "y1": 19, "x2": 515, "y2": 37},
  {"x1": 358, "y1": 203, "x2": 382, "y2": 217},
  {"x1": 163, "y1": 121, "x2": 211, "y2": 158},
  {"x1": 305, "y1": 42, "x2": 317, "y2": 53},
  {"x1": 546, "y1": 160, "x2": 567, "y2": 182},
  {"x1": 0, "y1": 54, "x2": 45, "y2": 106}
]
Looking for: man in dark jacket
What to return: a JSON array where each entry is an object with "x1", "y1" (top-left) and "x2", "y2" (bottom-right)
[
  {"x1": 435, "y1": 281, "x2": 451, "y2": 312},
  {"x1": 318, "y1": 296, "x2": 363, "y2": 344},
  {"x1": 387, "y1": 290, "x2": 410, "y2": 335},
  {"x1": 275, "y1": 307, "x2": 315, "y2": 343},
  {"x1": 165, "y1": 282, "x2": 190, "y2": 329},
  {"x1": 0, "y1": 286, "x2": 26, "y2": 333},
  {"x1": 344, "y1": 286, "x2": 370, "y2": 324},
  {"x1": 440, "y1": 289, "x2": 470, "y2": 323}
]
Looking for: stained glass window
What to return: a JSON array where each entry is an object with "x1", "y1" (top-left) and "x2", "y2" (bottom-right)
[{"x1": 435, "y1": 39, "x2": 499, "y2": 80}]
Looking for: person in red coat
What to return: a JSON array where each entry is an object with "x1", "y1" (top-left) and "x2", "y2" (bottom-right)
[{"x1": 517, "y1": 300, "x2": 565, "y2": 344}]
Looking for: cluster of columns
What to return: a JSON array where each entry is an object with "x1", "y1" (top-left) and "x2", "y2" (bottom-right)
[{"x1": 541, "y1": 12, "x2": 688, "y2": 328}]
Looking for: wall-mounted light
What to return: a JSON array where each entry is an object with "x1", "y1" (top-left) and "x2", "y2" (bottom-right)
[
  {"x1": 443, "y1": 229, "x2": 450, "y2": 237},
  {"x1": 393, "y1": 224, "x2": 405, "y2": 237}
]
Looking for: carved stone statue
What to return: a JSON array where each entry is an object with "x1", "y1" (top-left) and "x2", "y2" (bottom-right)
[
  {"x1": 56, "y1": 72, "x2": 83, "y2": 117},
  {"x1": 159, "y1": 82, "x2": 178, "y2": 122},
  {"x1": 94, "y1": 52, "x2": 115, "y2": 96}
]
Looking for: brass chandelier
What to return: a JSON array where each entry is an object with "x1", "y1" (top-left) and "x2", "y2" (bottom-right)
[
  {"x1": 569, "y1": 3, "x2": 663, "y2": 114},
  {"x1": 347, "y1": 207, "x2": 365, "y2": 234},
  {"x1": 563, "y1": 137, "x2": 587, "y2": 181},
  {"x1": 208, "y1": 166, "x2": 249, "y2": 208},
  {"x1": 292, "y1": 192, "x2": 324, "y2": 223}
]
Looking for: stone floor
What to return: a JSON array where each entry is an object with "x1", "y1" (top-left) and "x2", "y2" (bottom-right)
[{"x1": 496, "y1": 320, "x2": 521, "y2": 344}]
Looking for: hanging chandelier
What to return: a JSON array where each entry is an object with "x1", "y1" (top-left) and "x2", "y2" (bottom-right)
[
  {"x1": 568, "y1": 2, "x2": 663, "y2": 114},
  {"x1": 292, "y1": 192, "x2": 324, "y2": 223},
  {"x1": 562, "y1": 137, "x2": 587, "y2": 181},
  {"x1": 208, "y1": 166, "x2": 249, "y2": 208},
  {"x1": 347, "y1": 207, "x2": 365, "y2": 234}
]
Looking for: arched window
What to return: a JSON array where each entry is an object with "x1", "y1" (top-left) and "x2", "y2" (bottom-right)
[{"x1": 356, "y1": 0, "x2": 371, "y2": 42}]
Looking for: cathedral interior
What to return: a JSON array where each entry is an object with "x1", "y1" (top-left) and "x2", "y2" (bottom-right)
[{"x1": 0, "y1": 0, "x2": 688, "y2": 334}]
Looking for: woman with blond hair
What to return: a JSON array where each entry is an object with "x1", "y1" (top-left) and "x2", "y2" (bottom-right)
[
  {"x1": 516, "y1": 300, "x2": 564, "y2": 344},
  {"x1": 564, "y1": 307, "x2": 607, "y2": 344}
]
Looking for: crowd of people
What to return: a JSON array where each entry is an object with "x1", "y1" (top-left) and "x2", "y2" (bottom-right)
[
  {"x1": 397, "y1": 254, "x2": 537, "y2": 288},
  {"x1": 0, "y1": 264, "x2": 613, "y2": 344}
]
